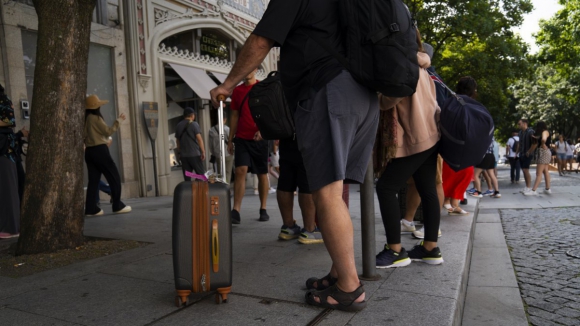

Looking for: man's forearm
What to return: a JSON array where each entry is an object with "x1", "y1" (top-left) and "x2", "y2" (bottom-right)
[{"x1": 222, "y1": 34, "x2": 274, "y2": 91}]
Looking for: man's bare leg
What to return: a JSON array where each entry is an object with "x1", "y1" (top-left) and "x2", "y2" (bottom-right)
[
  {"x1": 298, "y1": 193, "x2": 316, "y2": 231},
  {"x1": 277, "y1": 190, "x2": 295, "y2": 227},
  {"x1": 258, "y1": 173, "x2": 269, "y2": 210},
  {"x1": 312, "y1": 180, "x2": 363, "y2": 304},
  {"x1": 522, "y1": 168, "x2": 532, "y2": 188},
  {"x1": 233, "y1": 166, "x2": 248, "y2": 211}
]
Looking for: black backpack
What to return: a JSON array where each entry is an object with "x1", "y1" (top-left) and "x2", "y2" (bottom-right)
[
  {"x1": 427, "y1": 72, "x2": 495, "y2": 171},
  {"x1": 311, "y1": 0, "x2": 419, "y2": 97},
  {"x1": 510, "y1": 137, "x2": 520, "y2": 155},
  {"x1": 248, "y1": 71, "x2": 295, "y2": 140}
]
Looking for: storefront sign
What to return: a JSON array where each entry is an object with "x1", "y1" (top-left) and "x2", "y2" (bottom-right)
[
  {"x1": 143, "y1": 102, "x2": 159, "y2": 141},
  {"x1": 200, "y1": 33, "x2": 229, "y2": 60},
  {"x1": 223, "y1": 0, "x2": 265, "y2": 18}
]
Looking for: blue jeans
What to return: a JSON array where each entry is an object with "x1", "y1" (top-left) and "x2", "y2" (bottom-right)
[{"x1": 95, "y1": 180, "x2": 111, "y2": 205}]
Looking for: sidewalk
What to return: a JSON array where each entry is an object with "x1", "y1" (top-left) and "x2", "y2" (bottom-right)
[{"x1": 1, "y1": 184, "x2": 478, "y2": 325}]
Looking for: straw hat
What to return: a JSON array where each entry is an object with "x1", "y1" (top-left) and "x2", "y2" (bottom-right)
[{"x1": 86, "y1": 94, "x2": 109, "y2": 110}]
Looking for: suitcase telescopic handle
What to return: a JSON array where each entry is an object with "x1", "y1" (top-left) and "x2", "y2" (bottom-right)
[
  {"x1": 212, "y1": 219, "x2": 219, "y2": 272},
  {"x1": 217, "y1": 95, "x2": 227, "y2": 182}
]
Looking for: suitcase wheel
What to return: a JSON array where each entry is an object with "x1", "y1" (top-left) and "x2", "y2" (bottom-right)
[
  {"x1": 215, "y1": 287, "x2": 231, "y2": 304},
  {"x1": 175, "y1": 295, "x2": 189, "y2": 307}
]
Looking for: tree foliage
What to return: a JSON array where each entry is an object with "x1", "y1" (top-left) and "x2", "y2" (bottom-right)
[
  {"x1": 514, "y1": 0, "x2": 580, "y2": 140},
  {"x1": 407, "y1": 0, "x2": 534, "y2": 143}
]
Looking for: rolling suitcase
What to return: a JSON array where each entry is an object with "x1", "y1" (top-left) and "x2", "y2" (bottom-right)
[{"x1": 172, "y1": 96, "x2": 232, "y2": 306}]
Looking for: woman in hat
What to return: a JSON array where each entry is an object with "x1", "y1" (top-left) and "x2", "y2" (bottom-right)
[
  {"x1": 0, "y1": 83, "x2": 20, "y2": 239},
  {"x1": 84, "y1": 94, "x2": 131, "y2": 215}
]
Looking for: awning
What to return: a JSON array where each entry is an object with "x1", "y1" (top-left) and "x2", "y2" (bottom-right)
[
  {"x1": 169, "y1": 63, "x2": 217, "y2": 100},
  {"x1": 211, "y1": 72, "x2": 229, "y2": 84}
]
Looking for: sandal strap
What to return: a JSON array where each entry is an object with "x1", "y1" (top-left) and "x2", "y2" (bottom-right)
[
  {"x1": 306, "y1": 273, "x2": 337, "y2": 290},
  {"x1": 311, "y1": 283, "x2": 365, "y2": 306}
]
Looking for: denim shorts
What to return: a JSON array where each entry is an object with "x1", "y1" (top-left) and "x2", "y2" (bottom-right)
[
  {"x1": 557, "y1": 153, "x2": 567, "y2": 160},
  {"x1": 294, "y1": 71, "x2": 379, "y2": 192}
]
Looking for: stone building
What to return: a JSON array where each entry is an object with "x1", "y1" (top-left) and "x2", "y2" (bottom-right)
[{"x1": 0, "y1": 0, "x2": 275, "y2": 198}]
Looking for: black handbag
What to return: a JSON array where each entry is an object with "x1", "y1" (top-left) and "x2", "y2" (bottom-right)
[{"x1": 248, "y1": 71, "x2": 295, "y2": 140}]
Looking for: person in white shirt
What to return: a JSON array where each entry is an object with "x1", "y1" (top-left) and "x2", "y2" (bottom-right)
[
  {"x1": 506, "y1": 131, "x2": 520, "y2": 183},
  {"x1": 554, "y1": 134, "x2": 568, "y2": 175}
]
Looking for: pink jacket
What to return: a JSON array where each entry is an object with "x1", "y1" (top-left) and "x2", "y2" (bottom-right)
[{"x1": 378, "y1": 52, "x2": 440, "y2": 159}]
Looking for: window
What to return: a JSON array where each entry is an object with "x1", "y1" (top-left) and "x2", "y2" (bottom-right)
[{"x1": 92, "y1": 0, "x2": 108, "y2": 25}]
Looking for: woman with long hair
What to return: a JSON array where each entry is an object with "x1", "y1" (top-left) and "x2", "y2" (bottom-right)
[
  {"x1": 374, "y1": 29, "x2": 443, "y2": 268},
  {"x1": 84, "y1": 94, "x2": 131, "y2": 215},
  {"x1": 524, "y1": 121, "x2": 552, "y2": 196}
]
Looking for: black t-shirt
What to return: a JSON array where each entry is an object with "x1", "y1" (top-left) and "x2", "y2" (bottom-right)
[{"x1": 252, "y1": 0, "x2": 344, "y2": 108}]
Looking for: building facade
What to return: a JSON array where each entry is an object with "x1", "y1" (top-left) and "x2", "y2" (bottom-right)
[{"x1": 0, "y1": 0, "x2": 275, "y2": 198}]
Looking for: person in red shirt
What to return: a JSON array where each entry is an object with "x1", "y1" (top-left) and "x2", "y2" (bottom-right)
[{"x1": 227, "y1": 69, "x2": 270, "y2": 224}]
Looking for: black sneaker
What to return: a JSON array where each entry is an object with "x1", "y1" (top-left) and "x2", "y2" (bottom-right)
[
  {"x1": 259, "y1": 209, "x2": 270, "y2": 222},
  {"x1": 231, "y1": 209, "x2": 241, "y2": 224},
  {"x1": 376, "y1": 245, "x2": 411, "y2": 269},
  {"x1": 407, "y1": 241, "x2": 444, "y2": 265}
]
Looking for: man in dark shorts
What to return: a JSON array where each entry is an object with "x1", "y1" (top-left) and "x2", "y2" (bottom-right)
[
  {"x1": 227, "y1": 69, "x2": 270, "y2": 224},
  {"x1": 276, "y1": 138, "x2": 321, "y2": 244},
  {"x1": 175, "y1": 108, "x2": 205, "y2": 180},
  {"x1": 210, "y1": 0, "x2": 378, "y2": 312},
  {"x1": 518, "y1": 119, "x2": 535, "y2": 194}
]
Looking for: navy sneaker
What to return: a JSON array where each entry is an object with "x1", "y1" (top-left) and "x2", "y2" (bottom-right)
[
  {"x1": 231, "y1": 209, "x2": 241, "y2": 224},
  {"x1": 407, "y1": 241, "x2": 444, "y2": 265},
  {"x1": 376, "y1": 245, "x2": 411, "y2": 269},
  {"x1": 278, "y1": 222, "x2": 302, "y2": 240}
]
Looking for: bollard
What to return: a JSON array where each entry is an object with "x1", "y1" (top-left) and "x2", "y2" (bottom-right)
[{"x1": 360, "y1": 158, "x2": 381, "y2": 281}]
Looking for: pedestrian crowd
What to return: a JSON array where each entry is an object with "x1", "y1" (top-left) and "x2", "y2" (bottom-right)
[{"x1": 3, "y1": 0, "x2": 580, "y2": 314}]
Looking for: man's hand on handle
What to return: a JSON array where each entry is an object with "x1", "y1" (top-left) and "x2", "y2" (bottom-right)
[{"x1": 210, "y1": 86, "x2": 231, "y2": 108}]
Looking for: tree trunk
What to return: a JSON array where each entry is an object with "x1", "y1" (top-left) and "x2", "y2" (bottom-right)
[{"x1": 16, "y1": 0, "x2": 97, "y2": 255}]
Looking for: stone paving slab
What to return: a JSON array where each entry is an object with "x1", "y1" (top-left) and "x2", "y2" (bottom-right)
[
  {"x1": 151, "y1": 294, "x2": 321, "y2": 326},
  {"x1": 462, "y1": 286, "x2": 528, "y2": 326},
  {"x1": 0, "y1": 273, "x2": 178, "y2": 326},
  {"x1": 467, "y1": 247, "x2": 518, "y2": 288},
  {"x1": 346, "y1": 290, "x2": 456, "y2": 326},
  {"x1": 1, "y1": 307, "x2": 82, "y2": 326},
  {"x1": 476, "y1": 213, "x2": 501, "y2": 223},
  {"x1": 473, "y1": 223, "x2": 507, "y2": 248}
]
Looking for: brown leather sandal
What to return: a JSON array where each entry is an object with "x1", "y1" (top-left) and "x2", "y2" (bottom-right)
[{"x1": 305, "y1": 283, "x2": 367, "y2": 312}]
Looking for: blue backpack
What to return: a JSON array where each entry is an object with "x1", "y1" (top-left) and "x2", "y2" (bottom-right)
[{"x1": 428, "y1": 72, "x2": 495, "y2": 171}]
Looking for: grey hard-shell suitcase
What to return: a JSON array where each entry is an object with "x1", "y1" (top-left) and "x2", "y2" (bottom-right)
[{"x1": 172, "y1": 98, "x2": 232, "y2": 306}]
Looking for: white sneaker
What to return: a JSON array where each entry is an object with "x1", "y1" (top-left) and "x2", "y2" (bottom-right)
[
  {"x1": 412, "y1": 227, "x2": 442, "y2": 239},
  {"x1": 520, "y1": 187, "x2": 531, "y2": 194},
  {"x1": 544, "y1": 189, "x2": 552, "y2": 194},
  {"x1": 254, "y1": 189, "x2": 259, "y2": 195},
  {"x1": 268, "y1": 187, "x2": 276, "y2": 194},
  {"x1": 400, "y1": 220, "x2": 416, "y2": 233},
  {"x1": 114, "y1": 206, "x2": 132, "y2": 214},
  {"x1": 86, "y1": 209, "x2": 104, "y2": 216},
  {"x1": 524, "y1": 190, "x2": 537, "y2": 196}
]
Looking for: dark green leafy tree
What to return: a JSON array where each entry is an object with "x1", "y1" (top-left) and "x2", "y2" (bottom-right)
[
  {"x1": 514, "y1": 0, "x2": 580, "y2": 140},
  {"x1": 406, "y1": 0, "x2": 534, "y2": 143}
]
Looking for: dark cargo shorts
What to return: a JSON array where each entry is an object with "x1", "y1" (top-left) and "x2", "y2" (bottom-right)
[
  {"x1": 294, "y1": 71, "x2": 379, "y2": 192},
  {"x1": 277, "y1": 138, "x2": 310, "y2": 194}
]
